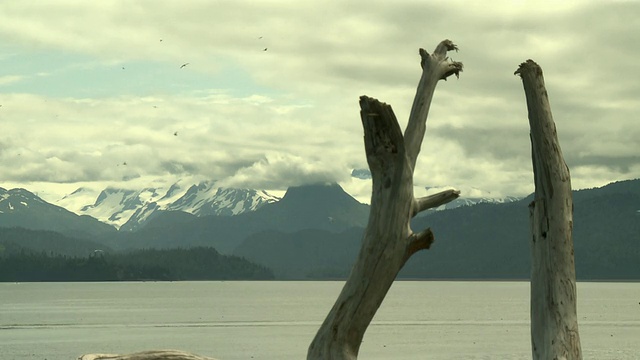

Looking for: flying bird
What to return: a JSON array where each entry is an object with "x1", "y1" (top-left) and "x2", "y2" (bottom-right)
[
  {"x1": 174, "y1": 131, "x2": 178, "y2": 136},
  {"x1": 180, "y1": 63, "x2": 189, "y2": 69},
  {"x1": 263, "y1": 48, "x2": 268, "y2": 51}
]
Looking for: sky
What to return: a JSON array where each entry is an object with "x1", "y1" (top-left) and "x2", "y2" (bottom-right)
[{"x1": 1, "y1": 0, "x2": 639, "y2": 204}]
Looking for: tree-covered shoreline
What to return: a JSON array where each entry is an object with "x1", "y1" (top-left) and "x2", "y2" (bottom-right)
[{"x1": 0, "y1": 246, "x2": 274, "y2": 282}]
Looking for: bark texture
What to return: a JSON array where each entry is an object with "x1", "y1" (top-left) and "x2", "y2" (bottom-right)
[
  {"x1": 515, "y1": 59, "x2": 582, "y2": 360},
  {"x1": 307, "y1": 40, "x2": 463, "y2": 360}
]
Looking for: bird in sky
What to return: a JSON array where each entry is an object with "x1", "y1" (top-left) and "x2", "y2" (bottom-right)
[
  {"x1": 180, "y1": 63, "x2": 189, "y2": 69},
  {"x1": 174, "y1": 131, "x2": 178, "y2": 136},
  {"x1": 263, "y1": 48, "x2": 268, "y2": 51}
]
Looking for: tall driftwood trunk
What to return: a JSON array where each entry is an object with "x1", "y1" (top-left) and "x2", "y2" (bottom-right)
[
  {"x1": 307, "y1": 40, "x2": 463, "y2": 360},
  {"x1": 516, "y1": 60, "x2": 582, "y2": 360}
]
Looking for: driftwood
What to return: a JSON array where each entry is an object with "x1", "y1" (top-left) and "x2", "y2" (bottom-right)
[
  {"x1": 516, "y1": 60, "x2": 582, "y2": 359},
  {"x1": 79, "y1": 40, "x2": 462, "y2": 360},
  {"x1": 307, "y1": 40, "x2": 462, "y2": 360},
  {"x1": 78, "y1": 350, "x2": 217, "y2": 360}
]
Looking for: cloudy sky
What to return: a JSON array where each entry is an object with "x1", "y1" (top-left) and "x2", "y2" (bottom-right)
[{"x1": 1, "y1": 1, "x2": 638, "y2": 203}]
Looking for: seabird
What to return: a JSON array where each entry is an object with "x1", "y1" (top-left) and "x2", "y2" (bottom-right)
[
  {"x1": 180, "y1": 63, "x2": 189, "y2": 69},
  {"x1": 263, "y1": 48, "x2": 268, "y2": 51},
  {"x1": 174, "y1": 131, "x2": 178, "y2": 136}
]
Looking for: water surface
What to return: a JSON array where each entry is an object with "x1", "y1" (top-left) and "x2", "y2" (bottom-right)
[{"x1": 1, "y1": 281, "x2": 638, "y2": 359}]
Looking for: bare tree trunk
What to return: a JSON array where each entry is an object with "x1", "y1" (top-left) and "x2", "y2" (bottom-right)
[
  {"x1": 515, "y1": 60, "x2": 582, "y2": 360},
  {"x1": 307, "y1": 40, "x2": 463, "y2": 360}
]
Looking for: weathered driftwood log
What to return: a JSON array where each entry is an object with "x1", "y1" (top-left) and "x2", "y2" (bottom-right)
[
  {"x1": 78, "y1": 350, "x2": 217, "y2": 360},
  {"x1": 515, "y1": 60, "x2": 582, "y2": 360},
  {"x1": 307, "y1": 40, "x2": 463, "y2": 360}
]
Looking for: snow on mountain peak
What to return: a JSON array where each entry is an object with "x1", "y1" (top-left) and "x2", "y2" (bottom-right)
[
  {"x1": 166, "y1": 182, "x2": 280, "y2": 217},
  {"x1": 55, "y1": 180, "x2": 281, "y2": 230}
]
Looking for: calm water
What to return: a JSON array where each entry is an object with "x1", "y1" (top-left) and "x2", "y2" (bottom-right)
[{"x1": 0, "y1": 281, "x2": 638, "y2": 360}]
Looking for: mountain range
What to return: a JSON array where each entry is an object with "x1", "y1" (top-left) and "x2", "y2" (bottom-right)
[
  {"x1": 54, "y1": 180, "x2": 281, "y2": 231},
  {"x1": 47, "y1": 177, "x2": 518, "y2": 231},
  {"x1": 1, "y1": 179, "x2": 638, "y2": 280},
  {"x1": 0, "y1": 187, "x2": 116, "y2": 239}
]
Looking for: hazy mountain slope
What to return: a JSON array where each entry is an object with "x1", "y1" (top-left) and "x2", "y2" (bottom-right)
[
  {"x1": 403, "y1": 200, "x2": 531, "y2": 279},
  {"x1": 233, "y1": 179, "x2": 640, "y2": 280},
  {"x1": 233, "y1": 227, "x2": 363, "y2": 279},
  {"x1": 404, "y1": 179, "x2": 640, "y2": 280},
  {"x1": 404, "y1": 183, "x2": 640, "y2": 280},
  {"x1": 0, "y1": 227, "x2": 112, "y2": 257},
  {"x1": 0, "y1": 188, "x2": 117, "y2": 239}
]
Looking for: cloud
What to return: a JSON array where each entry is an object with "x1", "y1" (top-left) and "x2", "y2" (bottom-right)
[
  {"x1": 0, "y1": 91, "x2": 363, "y2": 189},
  {"x1": 217, "y1": 152, "x2": 349, "y2": 190},
  {"x1": 0, "y1": 1, "x2": 638, "y2": 200},
  {"x1": 0, "y1": 75, "x2": 23, "y2": 85}
]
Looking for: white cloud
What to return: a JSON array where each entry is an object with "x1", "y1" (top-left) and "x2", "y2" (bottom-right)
[
  {"x1": 217, "y1": 152, "x2": 349, "y2": 190},
  {"x1": 0, "y1": 75, "x2": 23, "y2": 85},
  {"x1": 0, "y1": 1, "x2": 638, "y2": 200}
]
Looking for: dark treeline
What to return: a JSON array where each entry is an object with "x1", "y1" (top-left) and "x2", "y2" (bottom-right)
[{"x1": 0, "y1": 247, "x2": 274, "y2": 282}]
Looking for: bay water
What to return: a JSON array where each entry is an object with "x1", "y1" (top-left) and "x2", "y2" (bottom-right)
[{"x1": 1, "y1": 281, "x2": 638, "y2": 359}]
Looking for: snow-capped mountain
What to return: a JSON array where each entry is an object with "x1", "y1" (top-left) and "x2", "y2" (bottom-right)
[
  {"x1": 436, "y1": 195, "x2": 521, "y2": 210},
  {"x1": 56, "y1": 181, "x2": 281, "y2": 230},
  {"x1": 0, "y1": 187, "x2": 116, "y2": 237},
  {"x1": 166, "y1": 181, "x2": 280, "y2": 216},
  {"x1": 1, "y1": 187, "x2": 48, "y2": 213},
  {"x1": 56, "y1": 185, "x2": 179, "y2": 230},
  {"x1": 119, "y1": 181, "x2": 280, "y2": 231},
  {"x1": 80, "y1": 188, "x2": 163, "y2": 227}
]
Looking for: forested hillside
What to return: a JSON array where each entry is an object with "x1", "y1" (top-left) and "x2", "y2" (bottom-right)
[
  {"x1": 0, "y1": 227, "x2": 110, "y2": 257},
  {"x1": 0, "y1": 242, "x2": 274, "y2": 282}
]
